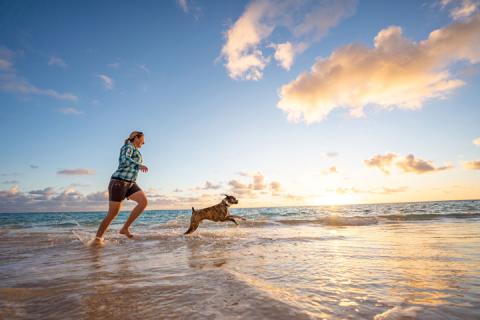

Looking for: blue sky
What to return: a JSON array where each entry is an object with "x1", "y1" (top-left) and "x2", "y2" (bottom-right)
[{"x1": 1, "y1": 0, "x2": 479, "y2": 212}]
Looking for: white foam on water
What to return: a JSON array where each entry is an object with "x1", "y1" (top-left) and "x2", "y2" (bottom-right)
[
  {"x1": 71, "y1": 229, "x2": 97, "y2": 246},
  {"x1": 374, "y1": 306, "x2": 422, "y2": 320}
]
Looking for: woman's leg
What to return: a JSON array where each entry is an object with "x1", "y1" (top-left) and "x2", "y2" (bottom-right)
[
  {"x1": 95, "y1": 201, "x2": 122, "y2": 240},
  {"x1": 120, "y1": 190, "x2": 148, "y2": 238}
]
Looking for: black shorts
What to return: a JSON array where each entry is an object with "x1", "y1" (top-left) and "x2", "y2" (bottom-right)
[{"x1": 108, "y1": 178, "x2": 142, "y2": 202}]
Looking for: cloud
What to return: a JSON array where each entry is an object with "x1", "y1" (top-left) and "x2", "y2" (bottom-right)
[
  {"x1": 57, "y1": 107, "x2": 83, "y2": 115},
  {"x1": 0, "y1": 186, "x2": 111, "y2": 213},
  {"x1": 278, "y1": 13, "x2": 480, "y2": 123},
  {"x1": 325, "y1": 152, "x2": 338, "y2": 158},
  {"x1": 177, "y1": 0, "x2": 189, "y2": 12},
  {"x1": 2, "y1": 180, "x2": 19, "y2": 185},
  {"x1": 440, "y1": 0, "x2": 479, "y2": 20},
  {"x1": 0, "y1": 47, "x2": 77, "y2": 101},
  {"x1": 203, "y1": 181, "x2": 221, "y2": 190},
  {"x1": 251, "y1": 172, "x2": 267, "y2": 190},
  {"x1": 227, "y1": 172, "x2": 285, "y2": 198},
  {"x1": 221, "y1": 0, "x2": 356, "y2": 80},
  {"x1": 30, "y1": 164, "x2": 39, "y2": 169},
  {"x1": 396, "y1": 154, "x2": 453, "y2": 174},
  {"x1": 270, "y1": 181, "x2": 281, "y2": 192},
  {"x1": 97, "y1": 74, "x2": 114, "y2": 90},
  {"x1": 269, "y1": 42, "x2": 307, "y2": 70},
  {"x1": 138, "y1": 64, "x2": 150, "y2": 74},
  {"x1": 107, "y1": 62, "x2": 120, "y2": 68},
  {"x1": 322, "y1": 166, "x2": 338, "y2": 175},
  {"x1": 176, "y1": 0, "x2": 202, "y2": 19},
  {"x1": 335, "y1": 186, "x2": 408, "y2": 195},
  {"x1": 48, "y1": 56, "x2": 67, "y2": 68},
  {"x1": 473, "y1": 137, "x2": 480, "y2": 145},
  {"x1": 365, "y1": 153, "x2": 453, "y2": 174},
  {"x1": 57, "y1": 168, "x2": 95, "y2": 176},
  {"x1": 364, "y1": 153, "x2": 397, "y2": 174},
  {"x1": 463, "y1": 159, "x2": 480, "y2": 169}
]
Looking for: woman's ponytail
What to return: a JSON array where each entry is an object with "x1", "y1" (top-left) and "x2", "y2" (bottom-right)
[{"x1": 124, "y1": 131, "x2": 144, "y2": 144}]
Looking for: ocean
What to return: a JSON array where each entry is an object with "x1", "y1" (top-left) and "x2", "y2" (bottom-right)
[{"x1": 1, "y1": 200, "x2": 479, "y2": 319}]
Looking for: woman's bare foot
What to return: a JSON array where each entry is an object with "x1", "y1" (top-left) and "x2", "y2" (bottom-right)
[
  {"x1": 119, "y1": 228, "x2": 134, "y2": 238},
  {"x1": 91, "y1": 236, "x2": 105, "y2": 246}
]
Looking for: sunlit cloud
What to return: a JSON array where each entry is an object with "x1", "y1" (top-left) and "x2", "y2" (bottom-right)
[
  {"x1": 463, "y1": 159, "x2": 480, "y2": 169},
  {"x1": 365, "y1": 153, "x2": 453, "y2": 174},
  {"x1": 0, "y1": 47, "x2": 77, "y2": 101},
  {"x1": 322, "y1": 166, "x2": 339, "y2": 175},
  {"x1": 396, "y1": 154, "x2": 453, "y2": 174},
  {"x1": 221, "y1": 0, "x2": 356, "y2": 80},
  {"x1": 440, "y1": 0, "x2": 479, "y2": 20},
  {"x1": 269, "y1": 41, "x2": 307, "y2": 70},
  {"x1": 270, "y1": 181, "x2": 281, "y2": 193},
  {"x1": 473, "y1": 137, "x2": 480, "y2": 145},
  {"x1": 97, "y1": 74, "x2": 114, "y2": 90},
  {"x1": 57, "y1": 107, "x2": 83, "y2": 115},
  {"x1": 48, "y1": 56, "x2": 67, "y2": 68},
  {"x1": 57, "y1": 168, "x2": 95, "y2": 176},
  {"x1": 278, "y1": 13, "x2": 480, "y2": 123},
  {"x1": 364, "y1": 153, "x2": 397, "y2": 174}
]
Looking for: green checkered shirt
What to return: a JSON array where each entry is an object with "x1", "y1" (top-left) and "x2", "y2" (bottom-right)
[{"x1": 111, "y1": 141, "x2": 143, "y2": 182}]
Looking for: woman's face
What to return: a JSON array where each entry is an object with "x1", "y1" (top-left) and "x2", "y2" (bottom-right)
[{"x1": 133, "y1": 135, "x2": 145, "y2": 148}]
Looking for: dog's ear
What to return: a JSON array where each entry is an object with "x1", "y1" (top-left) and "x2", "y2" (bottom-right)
[{"x1": 223, "y1": 194, "x2": 229, "y2": 197}]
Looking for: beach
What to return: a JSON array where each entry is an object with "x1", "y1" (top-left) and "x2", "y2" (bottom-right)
[{"x1": 1, "y1": 200, "x2": 479, "y2": 319}]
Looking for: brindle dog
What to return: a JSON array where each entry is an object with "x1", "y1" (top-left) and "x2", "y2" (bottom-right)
[{"x1": 184, "y1": 195, "x2": 245, "y2": 234}]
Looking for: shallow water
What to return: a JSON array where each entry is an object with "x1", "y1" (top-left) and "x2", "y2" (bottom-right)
[{"x1": 1, "y1": 200, "x2": 479, "y2": 319}]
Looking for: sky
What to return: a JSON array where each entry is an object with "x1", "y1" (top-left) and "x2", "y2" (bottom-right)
[{"x1": 0, "y1": 0, "x2": 479, "y2": 212}]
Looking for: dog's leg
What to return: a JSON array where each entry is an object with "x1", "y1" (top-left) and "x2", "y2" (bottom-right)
[
  {"x1": 228, "y1": 215, "x2": 246, "y2": 221},
  {"x1": 225, "y1": 216, "x2": 238, "y2": 225}
]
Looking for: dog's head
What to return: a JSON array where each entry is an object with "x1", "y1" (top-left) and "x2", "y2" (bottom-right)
[{"x1": 223, "y1": 194, "x2": 239, "y2": 205}]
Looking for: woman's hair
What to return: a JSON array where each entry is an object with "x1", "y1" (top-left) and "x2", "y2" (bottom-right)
[{"x1": 124, "y1": 131, "x2": 144, "y2": 144}]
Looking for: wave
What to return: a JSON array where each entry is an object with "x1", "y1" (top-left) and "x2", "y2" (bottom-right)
[{"x1": 378, "y1": 212, "x2": 480, "y2": 221}]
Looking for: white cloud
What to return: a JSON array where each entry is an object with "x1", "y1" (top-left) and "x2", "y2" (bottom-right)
[
  {"x1": 57, "y1": 107, "x2": 83, "y2": 115},
  {"x1": 278, "y1": 14, "x2": 480, "y2": 123},
  {"x1": 176, "y1": 0, "x2": 202, "y2": 19},
  {"x1": 107, "y1": 62, "x2": 120, "y2": 68},
  {"x1": 138, "y1": 64, "x2": 150, "y2": 74},
  {"x1": 48, "y1": 56, "x2": 67, "y2": 68},
  {"x1": 97, "y1": 74, "x2": 114, "y2": 90},
  {"x1": 177, "y1": 0, "x2": 189, "y2": 12},
  {"x1": 221, "y1": 0, "x2": 356, "y2": 80}
]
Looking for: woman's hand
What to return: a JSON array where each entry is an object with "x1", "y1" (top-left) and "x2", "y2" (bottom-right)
[{"x1": 139, "y1": 165, "x2": 149, "y2": 173}]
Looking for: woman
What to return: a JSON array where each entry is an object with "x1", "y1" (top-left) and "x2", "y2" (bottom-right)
[{"x1": 94, "y1": 131, "x2": 149, "y2": 244}]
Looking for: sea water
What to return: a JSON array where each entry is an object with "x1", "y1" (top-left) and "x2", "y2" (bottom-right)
[{"x1": 0, "y1": 200, "x2": 479, "y2": 319}]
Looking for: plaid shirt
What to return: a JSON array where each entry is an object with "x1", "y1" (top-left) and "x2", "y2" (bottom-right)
[{"x1": 111, "y1": 141, "x2": 143, "y2": 182}]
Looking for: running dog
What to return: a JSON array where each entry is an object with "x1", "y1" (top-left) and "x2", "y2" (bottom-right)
[{"x1": 184, "y1": 195, "x2": 245, "y2": 234}]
